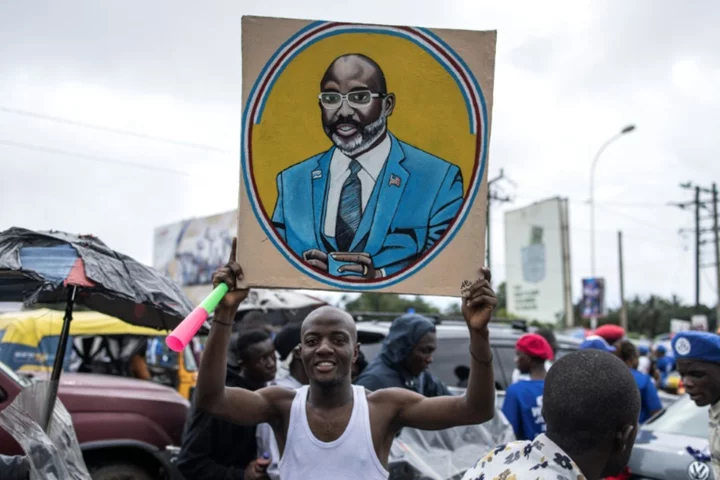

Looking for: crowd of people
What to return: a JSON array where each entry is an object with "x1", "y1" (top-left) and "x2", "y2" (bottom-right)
[
  {"x1": 588, "y1": 323, "x2": 680, "y2": 394},
  {"x1": 170, "y1": 243, "x2": 720, "y2": 480}
]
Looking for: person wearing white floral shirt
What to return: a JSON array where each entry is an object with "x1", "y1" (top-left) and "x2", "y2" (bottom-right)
[
  {"x1": 672, "y1": 331, "x2": 720, "y2": 480},
  {"x1": 462, "y1": 349, "x2": 640, "y2": 480}
]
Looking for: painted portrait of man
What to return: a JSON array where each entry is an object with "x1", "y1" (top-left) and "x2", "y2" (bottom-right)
[{"x1": 270, "y1": 53, "x2": 464, "y2": 280}]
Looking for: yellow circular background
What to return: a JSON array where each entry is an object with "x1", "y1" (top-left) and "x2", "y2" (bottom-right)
[{"x1": 251, "y1": 32, "x2": 479, "y2": 212}]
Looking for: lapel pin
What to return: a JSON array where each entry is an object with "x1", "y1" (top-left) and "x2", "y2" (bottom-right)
[
  {"x1": 312, "y1": 170, "x2": 323, "y2": 179},
  {"x1": 389, "y1": 174, "x2": 401, "y2": 187}
]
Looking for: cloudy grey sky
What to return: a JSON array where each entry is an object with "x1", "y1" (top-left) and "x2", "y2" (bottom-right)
[{"x1": 1, "y1": 0, "x2": 719, "y2": 312}]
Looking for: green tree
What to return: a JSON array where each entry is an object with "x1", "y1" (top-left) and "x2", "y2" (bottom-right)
[
  {"x1": 573, "y1": 294, "x2": 716, "y2": 337},
  {"x1": 496, "y1": 282, "x2": 506, "y2": 310},
  {"x1": 344, "y1": 293, "x2": 440, "y2": 314},
  {"x1": 443, "y1": 302, "x2": 462, "y2": 316}
]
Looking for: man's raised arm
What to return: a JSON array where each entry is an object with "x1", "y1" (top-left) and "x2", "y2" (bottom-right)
[
  {"x1": 194, "y1": 238, "x2": 285, "y2": 426},
  {"x1": 384, "y1": 268, "x2": 497, "y2": 431}
]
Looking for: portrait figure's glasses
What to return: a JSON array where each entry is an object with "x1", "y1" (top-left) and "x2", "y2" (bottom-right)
[{"x1": 318, "y1": 90, "x2": 386, "y2": 109}]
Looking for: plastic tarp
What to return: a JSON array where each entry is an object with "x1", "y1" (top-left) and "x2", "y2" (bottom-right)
[
  {"x1": 238, "y1": 289, "x2": 326, "y2": 312},
  {"x1": 0, "y1": 227, "x2": 194, "y2": 331},
  {"x1": 387, "y1": 405, "x2": 515, "y2": 479},
  {"x1": 0, "y1": 380, "x2": 90, "y2": 479}
]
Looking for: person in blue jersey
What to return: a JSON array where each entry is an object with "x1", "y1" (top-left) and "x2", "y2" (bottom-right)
[
  {"x1": 654, "y1": 344, "x2": 675, "y2": 388},
  {"x1": 580, "y1": 335, "x2": 617, "y2": 353},
  {"x1": 637, "y1": 344, "x2": 651, "y2": 375},
  {"x1": 502, "y1": 333, "x2": 554, "y2": 441},
  {"x1": 672, "y1": 331, "x2": 720, "y2": 480},
  {"x1": 618, "y1": 340, "x2": 662, "y2": 424}
]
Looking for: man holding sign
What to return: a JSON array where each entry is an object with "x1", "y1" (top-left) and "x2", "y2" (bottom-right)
[{"x1": 195, "y1": 239, "x2": 497, "y2": 480}]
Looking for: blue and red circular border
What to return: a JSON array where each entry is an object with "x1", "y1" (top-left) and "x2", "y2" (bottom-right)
[{"x1": 241, "y1": 21, "x2": 489, "y2": 290}]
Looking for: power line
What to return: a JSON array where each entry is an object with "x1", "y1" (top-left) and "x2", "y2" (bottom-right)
[
  {"x1": 0, "y1": 139, "x2": 191, "y2": 176},
  {"x1": 513, "y1": 194, "x2": 670, "y2": 209},
  {"x1": 592, "y1": 203, "x2": 677, "y2": 234},
  {"x1": 672, "y1": 181, "x2": 720, "y2": 309},
  {"x1": 0, "y1": 105, "x2": 230, "y2": 154}
]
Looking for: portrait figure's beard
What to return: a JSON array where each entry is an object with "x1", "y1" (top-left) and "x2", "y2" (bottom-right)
[{"x1": 325, "y1": 114, "x2": 387, "y2": 157}]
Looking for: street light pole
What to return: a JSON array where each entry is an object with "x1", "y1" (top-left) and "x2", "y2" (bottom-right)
[{"x1": 589, "y1": 124, "x2": 636, "y2": 277}]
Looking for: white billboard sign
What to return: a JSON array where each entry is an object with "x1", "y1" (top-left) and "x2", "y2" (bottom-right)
[{"x1": 504, "y1": 197, "x2": 572, "y2": 325}]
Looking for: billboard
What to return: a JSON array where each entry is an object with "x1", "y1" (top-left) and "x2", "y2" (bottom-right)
[
  {"x1": 153, "y1": 210, "x2": 236, "y2": 288},
  {"x1": 237, "y1": 16, "x2": 496, "y2": 295},
  {"x1": 581, "y1": 277, "x2": 605, "y2": 319},
  {"x1": 505, "y1": 197, "x2": 573, "y2": 325}
]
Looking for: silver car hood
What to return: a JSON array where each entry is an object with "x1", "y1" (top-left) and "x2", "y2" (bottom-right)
[{"x1": 628, "y1": 429, "x2": 713, "y2": 479}]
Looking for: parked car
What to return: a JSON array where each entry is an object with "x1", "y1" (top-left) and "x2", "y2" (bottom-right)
[
  {"x1": 0, "y1": 360, "x2": 187, "y2": 480},
  {"x1": 356, "y1": 319, "x2": 582, "y2": 390},
  {"x1": 628, "y1": 394, "x2": 714, "y2": 479},
  {"x1": 0, "y1": 308, "x2": 198, "y2": 400},
  {"x1": 356, "y1": 319, "x2": 680, "y2": 412}
]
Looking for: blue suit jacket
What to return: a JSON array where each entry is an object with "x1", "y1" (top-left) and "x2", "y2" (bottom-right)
[{"x1": 271, "y1": 133, "x2": 464, "y2": 276}]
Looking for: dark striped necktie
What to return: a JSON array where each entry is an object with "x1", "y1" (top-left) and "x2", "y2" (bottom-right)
[{"x1": 335, "y1": 160, "x2": 363, "y2": 252}]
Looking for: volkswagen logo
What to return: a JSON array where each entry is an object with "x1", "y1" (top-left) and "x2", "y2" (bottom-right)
[{"x1": 687, "y1": 460, "x2": 710, "y2": 480}]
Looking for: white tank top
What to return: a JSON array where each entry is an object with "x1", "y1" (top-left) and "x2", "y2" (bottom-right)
[{"x1": 278, "y1": 384, "x2": 389, "y2": 480}]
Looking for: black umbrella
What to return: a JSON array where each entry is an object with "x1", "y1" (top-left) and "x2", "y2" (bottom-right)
[{"x1": 0, "y1": 227, "x2": 194, "y2": 429}]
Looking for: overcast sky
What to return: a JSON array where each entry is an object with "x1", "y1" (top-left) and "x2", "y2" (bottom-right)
[{"x1": 1, "y1": 0, "x2": 719, "y2": 313}]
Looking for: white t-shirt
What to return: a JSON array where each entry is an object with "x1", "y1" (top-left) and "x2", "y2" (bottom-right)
[
  {"x1": 278, "y1": 385, "x2": 388, "y2": 480},
  {"x1": 511, "y1": 360, "x2": 552, "y2": 384},
  {"x1": 256, "y1": 375, "x2": 303, "y2": 480}
]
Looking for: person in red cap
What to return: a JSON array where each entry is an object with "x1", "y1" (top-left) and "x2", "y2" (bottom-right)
[
  {"x1": 502, "y1": 333, "x2": 554, "y2": 441},
  {"x1": 595, "y1": 324, "x2": 625, "y2": 350}
]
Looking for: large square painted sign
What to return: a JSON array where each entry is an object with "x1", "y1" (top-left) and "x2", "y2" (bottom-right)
[{"x1": 238, "y1": 16, "x2": 495, "y2": 295}]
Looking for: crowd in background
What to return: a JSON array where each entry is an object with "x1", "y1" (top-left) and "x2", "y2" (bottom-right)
[{"x1": 171, "y1": 306, "x2": 720, "y2": 480}]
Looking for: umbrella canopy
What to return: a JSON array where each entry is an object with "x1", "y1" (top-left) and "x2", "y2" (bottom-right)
[
  {"x1": 184, "y1": 284, "x2": 326, "y2": 327},
  {"x1": 0, "y1": 227, "x2": 193, "y2": 330},
  {"x1": 239, "y1": 289, "x2": 326, "y2": 312},
  {"x1": 0, "y1": 227, "x2": 196, "y2": 432}
]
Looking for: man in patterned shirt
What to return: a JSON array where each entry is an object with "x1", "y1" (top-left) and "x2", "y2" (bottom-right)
[
  {"x1": 462, "y1": 350, "x2": 640, "y2": 480},
  {"x1": 672, "y1": 331, "x2": 720, "y2": 479}
]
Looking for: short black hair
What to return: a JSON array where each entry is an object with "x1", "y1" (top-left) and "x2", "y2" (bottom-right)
[
  {"x1": 235, "y1": 329, "x2": 271, "y2": 361},
  {"x1": 323, "y1": 53, "x2": 388, "y2": 94},
  {"x1": 240, "y1": 310, "x2": 266, "y2": 327},
  {"x1": 543, "y1": 349, "x2": 640, "y2": 454},
  {"x1": 536, "y1": 328, "x2": 558, "y2": 354},
  {"x1": 274, "y1": 324, "x2": 302, "y2": 361},
  {"x1": 618, "y1": 340, "x2": 638, "y2": 363}
]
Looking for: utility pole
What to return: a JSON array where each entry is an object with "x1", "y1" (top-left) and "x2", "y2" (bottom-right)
[
  {"x1": 560, "y1": 198, "x2": 574, "y2": 328},
  {"x1": 486, "y1": 169, "x2": 513, "y2": 273},
  {"x1": 695, "y1": 186, "x2": 701, "y2": 307},
  {"x1": 670, "y1": 182, "x2": 708, "y2": 309},
  {"x1": 618, "y1": 230, "x2": 628, "y2": 330},
  {"x1": 713, "y1": 183, "x2": 720, "y2": 325}
]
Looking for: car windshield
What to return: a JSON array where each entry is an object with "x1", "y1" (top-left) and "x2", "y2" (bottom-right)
[
  {"x1": 183, "y1": 344, "x2": 197, "y2": 372},
  {"x1": 642, "y1": 395, "x2": 709, "y2": 438},
  {"x1": 0, "y1": 360, "x2": 31, "y2": 388},
  {"x1": 357, "y1": 327, "x2": 579, "y2": 390}
]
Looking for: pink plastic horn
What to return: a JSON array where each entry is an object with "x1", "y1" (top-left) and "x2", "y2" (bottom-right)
[{"x1": 166, "y1": 283, "x2": 229, "y2": 352}]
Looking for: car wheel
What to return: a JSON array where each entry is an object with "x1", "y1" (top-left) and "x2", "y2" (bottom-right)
[{"x1": 90, "y1": 463, "x2": 154, "y2": 480}]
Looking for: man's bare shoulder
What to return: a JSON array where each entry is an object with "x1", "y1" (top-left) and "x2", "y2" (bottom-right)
[
  {"x1": 259, "y1": 384, "x2": 298, "y2": 403},
  {"x1": 367, "y1": 387, "x2": 422, "y2": 406}
]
